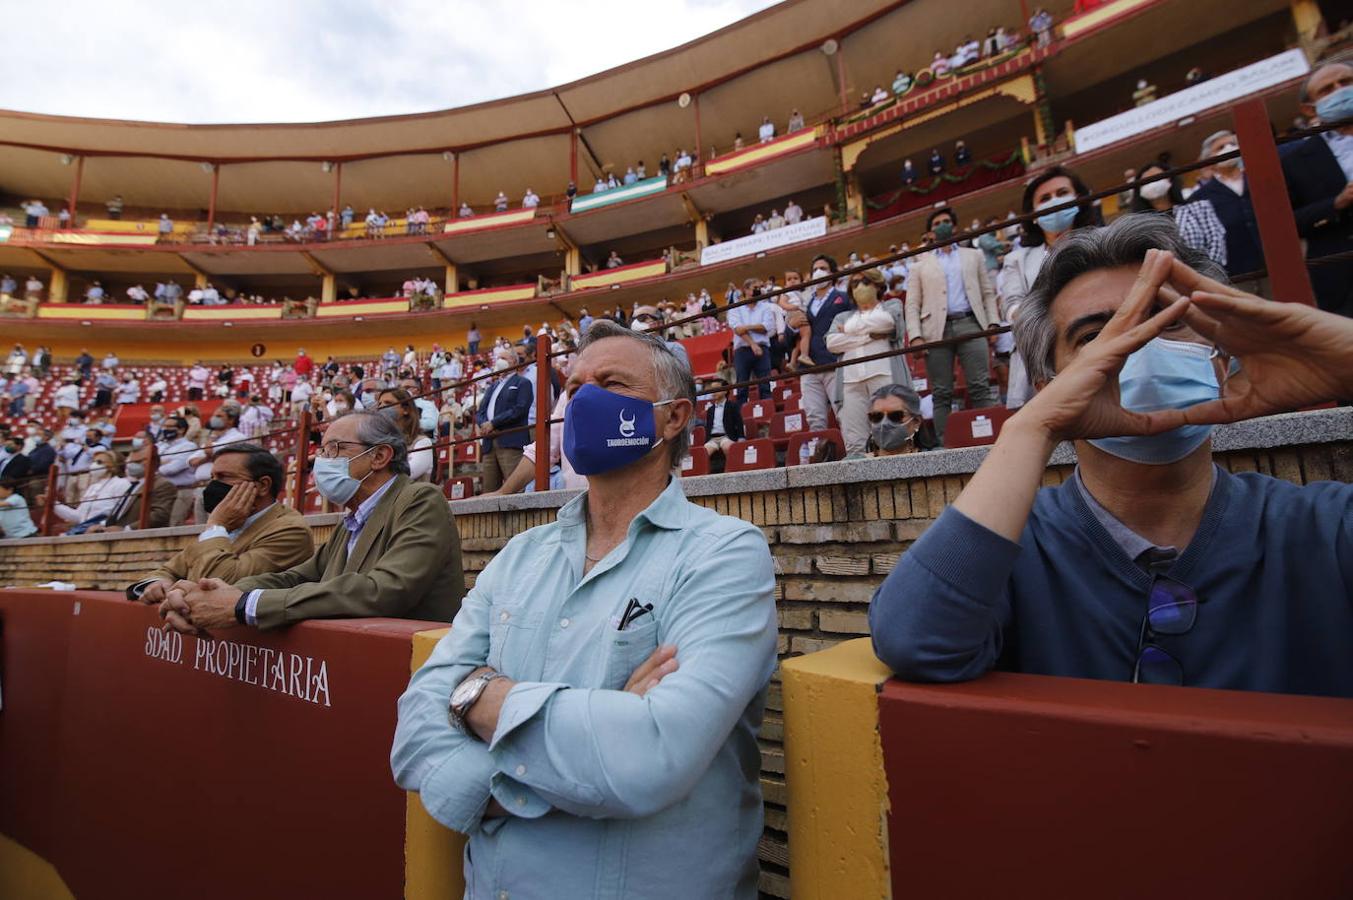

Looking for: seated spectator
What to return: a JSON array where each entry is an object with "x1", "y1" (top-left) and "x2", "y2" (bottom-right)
[
  {"x1": 1132, "y1": 78, "x2": 1158, "y2": 107},
  {"x1": 0, "y1": 478, "x2": 35, "y2": 539},
  {"x1": 43, "y1": 447, "x2": 133, "y2": 533},
  {"x1": 767, "y1": 209, "x2": 786, "y2": 230},
  {"x1": 636, "y1": 161, "x2": 647, "y2": 179},
  {"x1": 750, "y1": 213, "x2": 767, "y2": 234},
  {"x1": 459, "y1": 202, "x2": 474, "y2": 217},
  {"x1": 494, "y1": 191, "x2": 509, "y2": 212},
  {"x1": 892, "y1": 70, "x2": 912, "y2": 95},
  {"x1": 606, "y1": 250, "x2": 624, "y2": 269},
  {"x1": 160, "y1": 411, "x2": 465, "y2": 633},
  {"x1": 659, "y1": 153, "x2": 671, "y2": 177},
  {"x1": 758, "y1": 116, "x2": 776, "y2": 143},
  {"x1": 522, "y1": 188, "x2": 541, "y2": 208},
  {"x1": 868, "y1": 384, "x2": 935, "y2": 456},
  {"x1": 901, "y1": 158, "x2": 919, "y2": 186},
  {"x1": 129, "y1": 444, "x2": 312, "y2": 602},
  {"x1": 928, "y1": 147, "x2": 946, "y2": 174},
  {"x1": 85, "y1": 439, "x2": 176, "y2": 532},
  {"x1": 392, "y1": 321, "x2": 776, "y2": 899},
  {"x1": 955, "y1": 140, "x2": 972, "y2": 166},
  {"x1": 870, "y1": 85, "x2": 889, "y2": 104},
  {"x1": 377, "y1": 388, "x2": 434, "y2": 482},
  {"x1": 1130, "y1": 161, "x2": 1227, "y2": 269},
  {"x1": 826, "y1": 268, "x2": 910, "y2": 457},
  {"x1": 623, "y1": 167, "x2": 638, "y2": 185},
  {"x1": 702, "y1": 378, "x2": 744, "y2": 463},
  {"x1": 788, "y1": 109, "x2": 805, "y2": 131},
  {"x1": 871, "y1": 215, "x2": 1353, "y2": 696},
  {"x1": 931, "y1": 50, "x2": 950, "y2": 77},
  {"x1": 0, "y1": 433, "x2": 30, "y2": 482}
]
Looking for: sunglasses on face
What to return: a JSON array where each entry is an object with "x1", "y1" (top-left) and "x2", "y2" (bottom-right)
[{"x1": 867, "y1": 410, "x2": 912, "y2": 424}]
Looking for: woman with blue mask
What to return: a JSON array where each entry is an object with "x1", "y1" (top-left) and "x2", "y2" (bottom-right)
[
  {"x1": 998, "y1": 165, "x2": 1099, "y2": 410},
  {"x1": 377, "y1": 388, "x2": 434, "y2": 482},
  {"x1": 871, "y1": 214, "x2": 1353, "y2": 698}
]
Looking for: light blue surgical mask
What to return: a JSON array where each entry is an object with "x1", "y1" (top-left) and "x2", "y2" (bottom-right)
[
  {"x1": 312, "y1": 445, "x2": 376, "y2": 505},
  {"x1": 1035, "y1": 198, "x2": 1079, "y2": 235},
  {"x1": 1088, "y1": 338, "x2": 1220, "y2": 465},
  {"x1": 1316, "y1": 85, "x2": 1353, "y2": 125}
]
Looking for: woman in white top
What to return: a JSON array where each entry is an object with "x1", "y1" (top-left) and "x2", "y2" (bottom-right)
[
  {"x1": 997, "y1": 165, "x2": 1099, "y2": 409},
  {"x1": 825, "y1": 268, "x2": 911, "y2": 457},
  {"x1": 377, "y1": 388, "x2": 434, "y2": 482},
  {"x1": 53, "y1": 448, "x2": 133, "y2": 526}
]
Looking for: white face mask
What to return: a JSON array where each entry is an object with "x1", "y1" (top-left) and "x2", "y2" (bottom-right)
[{"x1": 1139, "y1": 180, "x2": 1171, "y2": 201}]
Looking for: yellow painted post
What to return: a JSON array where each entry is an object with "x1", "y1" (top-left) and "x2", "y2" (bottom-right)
[
  {"x1": 0, "y1": 834, "x2": 76, "y2": 899},
  {"x1": 403, "y1": 628, "x2": 467, "y2": 900},
  {"x1": 321, "y1": 274, "x2": 337, "y2": 304},
  {"x1": 444, "y1": 264, "x2": 459, "y2": 296},
  {"x1": 194, "y1": 272, "x2": 208, "y2": 289},
  {"x1": 565, "y1": 246, "x2": 582, "y2": 277},
  {"x1": 48, "y1": 267, "x2": 68, "y2": 303},
  {"x1": 1290, "y1": 0, "x2": 1324, "y2": 52},
  {"x1": 781, "y1": 638, "x2": 895, "y2": 900},
  {"x1": 695, "y1": 218, "x2": 710, "y2": 249}
]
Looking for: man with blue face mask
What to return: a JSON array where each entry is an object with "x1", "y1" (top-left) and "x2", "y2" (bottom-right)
[
  {"x1": 392, "y1": 320, "x2": 777, "y2": 900},
  {"x1": 871, "y1": 214, "x2": 1353, "y2": 697},
  {"x1": 158, "y1": 410, "x2": 464, "y2": 633},
  {"x1": 1281, "y1": 62, "x2": 1353, "y2": 320}
]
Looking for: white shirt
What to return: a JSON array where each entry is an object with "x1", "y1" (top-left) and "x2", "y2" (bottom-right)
[
  {"x1": 115, "y1": 381, "x2": 140, "y2": 404},
  {"x1": 727, "y1": 301, "x2": 776, "y2": 349},
  {"x1": 291, "y1": 381, "x2": 314, "y2": 404},
  {"x1": 55, "y1": 474, "x2": 134, "y2": 524},
  {"x1": 784, "y1": 204, "x2": 803, "y2": 224},
  {"x1": 758, "y1": 121, "x2": 775, "y2": 142},
  {"x1": 156, "y1": 437, "x2": 202, "y2": 487},
  {"x1": 194, "y1": 427, "x2": 246, "y2": 482},
  {"x1": 188, "y1": 366, "x2": 210, "y2": 389},
  {"x1": 54, "y1": 384, "x2": 80, "y2": 408}
]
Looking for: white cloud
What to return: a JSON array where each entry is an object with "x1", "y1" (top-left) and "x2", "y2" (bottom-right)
[{"x1": 0, "y1": 0, "x2": 782, "y2": 123}]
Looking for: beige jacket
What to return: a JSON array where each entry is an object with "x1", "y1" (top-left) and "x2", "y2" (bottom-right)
[
  {"x1": 235, "y1": 475, "x2": 465, "y2": 630},
  {"x1": 904, "y1": 246, "x2": 1000, "y2": 344},
  {"x1": 147, "y1": 501, "x2": 314, "y2": 584}
]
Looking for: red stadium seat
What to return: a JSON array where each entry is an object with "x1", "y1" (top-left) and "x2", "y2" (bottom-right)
[
  {"x1": 786, "y1": 429, "x2": 846, "y2": 466},
  {"x1": 679, "y1": 446, "x2": 710, "y2": 477},
  {"x1": 443, "y1": 476, "x2": 476, "y2": 500},
  {"x1": 724, "y1": 438, "x2": 775, "y2": 472},
  {"x1": 742, "y1": 415, "x2": 771, "y2": 440},
  {"x1": 741, "y1": 399, "x2": 775, "y2": 421},
  {"x1": 943, "y1": 406, "x2": 1015, "y2": 448},
  {"x1": 769, "y1": 409, "x2": 810, "y2": 448},
  {"x1": 453, "y1": 441, "x2": 479, "y2": 464},
  {"x1": 691, "y1": 425, "x2": 707, "y2": 446}
]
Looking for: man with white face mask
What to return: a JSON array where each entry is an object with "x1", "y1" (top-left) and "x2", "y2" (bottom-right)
[
  {"x1": 160, "y1": 410, "x2": 464, "y2": 633},
  {"x1": 783, "y1": 254, "x2": 854, "y2": 430},
  {"x1": 871, "y1": 215, "x2": 1353, "y2": 697},
  {"x1": 1189, "y1": 130, "x2": 1266, "y2": 295},
  {"x1": 631, "y1": 304, "x2": 691, "y2": 370}
]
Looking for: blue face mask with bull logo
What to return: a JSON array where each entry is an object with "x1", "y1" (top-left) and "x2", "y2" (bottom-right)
[{"x1": 563, "y1": 384, "x2": 676, "y2": 476}]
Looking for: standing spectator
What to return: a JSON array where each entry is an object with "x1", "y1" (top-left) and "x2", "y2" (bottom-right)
[
  {"x1": 215, "y1": 363, "x2": 234, "y2": 398},
  {"x1": 826, "y1": 268, "x2": 910, "y2": 457},
  {"x1": 904, "y1": 207, "x2": 999, "y2": 445},
  {"x1": 158, "y1": 213, "x2": 174, "y2": 240},
  {"x1": 27, "y1": 427, "x2": 56, "y2": 479},
  {"x1": 239, "y1": 395, "x2": 274, "y2": 438},
  {"x1": 341, "y1": 204, "x2": 355, "y2": 230},
  {"x1": 784, "y1": 254, "x2": 853, "y2": 430},
  {"x1": 1130, "y1": 162, "x2": 1228, "y2": 269},
  {"x1": 659, "y1": 152, "x2": 671, "y2": 178},
  {"x1": 726, "y1": 281, "x2": 776, "y2": 403},
  {"x1": 928, "y1": 147, "x2": 946, "y2": 175},
  {"x1": 565, "y1": 180, "x2": 578, "y2": 200},
  {"x1": 788, "y1": 109, "x2": 805, "y2": 131},
  {"x1": 623, "y1": 167, "x2": 638, "y2": 185},
  {"x1": 758, "y1": 116, "x2": 776, "y2": 143},
  {"x1": 4, "y1": 344, "x2": 26, "y2": 376},
  {"x1": 522, "y1": 188, "x2": 541, "y2": 208},
  {"x1": 1189, "y1": 130, "x2": 1265, "y2": 294},
  {"x1": 147, "y1": 374, "x2": 168, "y2": 403},
  {"x1": 54, "y1": 375, "x2": 81, "y2": 417},
  {"x1": 93, "y1": 369, "x2": 117, "y2": 410},
  {"x1": 578, "y1": 307, "x2": 594, "y2": 335},
  {"x1": 293, "y1": 347, "x2": 314, "y2": 380},
  {"x1": 31, "y1": 345, "x2": 50, "y2": 378},
  {"x1": 85, "y1": 280, "x2": 106, "y2": 304},
  {"x1": 106, "y1": 194, "x2": 124, "y2": 220},
  {"x1": 494, "y1": 191, "x2": 509, "y2": 212},
  {"x1": 115, "y1": 372, "x2": 141, "y2": 406},
  {"x1": 1283, "y1": 63, "x2": 1353, "y2": 318},
  {"x1": 1030, "y1": 7, "x2": 1054, "y2": 47},
  {"x1": 901, "y1": 159, "x2": 919, "y2": 186},
  {"x1": 458, "y1": 201, "x2": 474, "y2": 218},
  {"x1": 102, "y1": 351, "x2": 119, "y2": 369},
  {"x1": 22, "y1": 199, "x2": 48, "y2": 228},
  {"x1": 467, "y1": 323, "x2": 481, "y2": 356},
  {"x1": 0, "y1": 273, "x2": 14, "y2": 299},
  {"x1": 784, "y1": 199, "x2": 804, "y2": 225},
  {"x1": 702, "y1": 378, "x2": 744, "y2": 465},
  {"x1": 606, "y1": 250, "x2": 624, "y2": 269},
  {"x1": 23, "y1": 275, "x2": 43, "y2": 301},
  {"x1": 954, "y1": 140, "x2": 972, "y2": 166},
  {"x1": 476, "y1": 359, "x2": 532, "y2": 492},
  {"x1": 187, "y1": 361, "x2": 210, "y2": 401}
]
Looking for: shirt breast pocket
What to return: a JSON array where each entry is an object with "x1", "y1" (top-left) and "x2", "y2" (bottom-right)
[
  {"x1": 601, "y1": 617, "x2": 660, "y2": 691},
  {"x1": 487, "y1": 601, "x2": 536, "y2": 673}
]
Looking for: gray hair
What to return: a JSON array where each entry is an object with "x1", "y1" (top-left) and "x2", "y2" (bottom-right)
[
  {"x1": 1199, "y1": 129, "x2": 1234, "y2": 160},
  {"x1": 577, "y1": 318, "x2": 696, "y2": 466},
  {"x1": 1013, "y1": 213, "x2": 1228, "y2": 384},
  {"x1": 1299, "y1": 61, "x2": 1353, "y2": 104},
  {"x1": 871, "y1": 382, "x2": 922, "y2": 417},
  {"x1": 336, "y1": 409, "x2": 410, "y2": 475}
]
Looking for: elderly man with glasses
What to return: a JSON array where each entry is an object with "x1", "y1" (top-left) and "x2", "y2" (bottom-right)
[
  {"x1": 870, "y1": 214, "x2": 1353, "y2": 697},
  {"x1": 159, "y1": 410, "x2": 465, "y2": 633}
]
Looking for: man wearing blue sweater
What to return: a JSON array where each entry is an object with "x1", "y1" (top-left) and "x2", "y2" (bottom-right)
[{"x1": 871, "y1": 215, "x2": 1353, "y2": 697}]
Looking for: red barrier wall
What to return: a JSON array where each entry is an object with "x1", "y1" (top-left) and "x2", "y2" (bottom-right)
[
  {"x1": 678, "y1": 328, "x2": 732, "y2": 379},
  {"x1": 878, "y1": 673, "x2": 1353, "y2": 900},
  {"x1": 0, "y1": 590, "x2": 435, "y2": 899}
]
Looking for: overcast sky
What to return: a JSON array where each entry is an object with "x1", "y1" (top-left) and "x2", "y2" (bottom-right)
[{"x1": 2, "y1": 0, "x2": 781, "y2": 123}]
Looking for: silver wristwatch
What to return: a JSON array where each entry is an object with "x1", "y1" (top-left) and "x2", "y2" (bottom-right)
[{"x1": 449, "y1": 671, "x2": 506, "y2": 736}]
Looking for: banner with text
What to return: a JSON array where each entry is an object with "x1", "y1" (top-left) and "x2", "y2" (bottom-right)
[
  {"x1": 700, "y1": 216, "x2": 828, "y2": 267},
  {"x1": 1074, "y1": 49, "x2": 1310, "y2": 154}
]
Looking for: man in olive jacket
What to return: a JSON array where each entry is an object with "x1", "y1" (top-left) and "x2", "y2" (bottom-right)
[{"x1": 159, "y1": 412, "x2": 464, "y2": 633}]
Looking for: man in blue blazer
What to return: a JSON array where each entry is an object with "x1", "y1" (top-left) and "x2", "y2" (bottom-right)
[
  {"x1": 1282, "y1": 62, "x2": 1353, "y2": 319},
  {"x1": 477, "y1": 362, "x2": 534, "y2": 492}
]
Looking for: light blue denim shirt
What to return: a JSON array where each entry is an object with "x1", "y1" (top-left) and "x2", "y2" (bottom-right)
[{"x1": 392, "y1": 477, "x2": 777, "y2": 900}]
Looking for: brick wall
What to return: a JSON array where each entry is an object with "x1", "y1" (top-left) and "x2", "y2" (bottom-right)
[{"x1": 1, "y1": 408, "x2": 1348, "y2": 898}]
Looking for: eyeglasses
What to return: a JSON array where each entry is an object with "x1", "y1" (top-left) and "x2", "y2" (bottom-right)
[
  {"x1": 867, "y1": 410, "x2": 911, "y2": 424},
  {"x1": 316, "y1": 440, "x2": 370, "y2": 459},
  {"x1": 1131, "y1": 575, "x2": 1199, "y2": 685}
]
